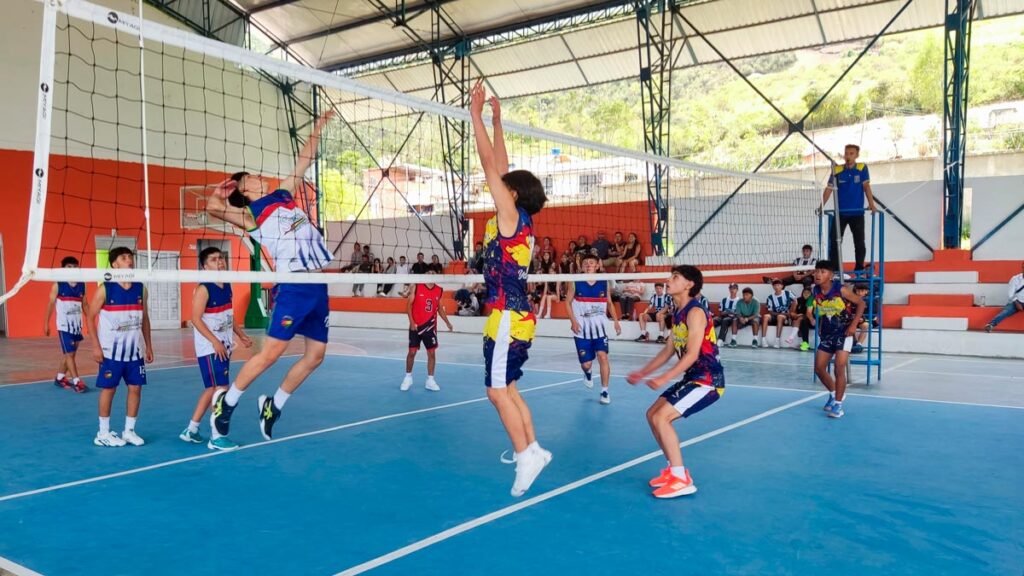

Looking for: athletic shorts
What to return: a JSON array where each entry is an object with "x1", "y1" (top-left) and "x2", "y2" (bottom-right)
[
  {"x1": 197, "y1": 353, "x2": 231, "y2": 389},
  {"x1": 267, "y1": 283, "x2": 329, "y2": 343},
  {"x1": 765, "y1": 312, "x2": 790, "y2": 325},
  {"x1": 483, "y1": 309, "x2": 536, "y2": 388},
  {"x1": 58, "y1": 330, "x2": 82, "y2": 354},
  {"x1": 661, "y1": 372, "x2": 724, "y2": 417},
  {"x1": 409, "y1": 322, "x2": 438, "y2": 350},
  {"x1": 574, "y1": 335, "x2": 609, "y2": 364},
  {"x1": 818, "y1": 331, "x2": 853, "y2": 354},
  {"x1": 95, "y1": 358, "x2": 147, "y2": 389}
]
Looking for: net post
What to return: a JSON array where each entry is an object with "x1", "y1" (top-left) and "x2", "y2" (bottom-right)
[
  {"x1": 245, "y1": 241, "x2": 268, "y2": 329},
  {"x1": 137, "y1": 0, "x2": 154, "y2": 273}
]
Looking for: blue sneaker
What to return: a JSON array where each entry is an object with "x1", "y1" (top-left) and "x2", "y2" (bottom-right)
[
  {"x1": 258, "y1": 395, "x2": 282, "y2": 440},
  {"x1": 823, "y1": 394, "x2": 836, "y2": 412},
  {"x1": 851, "y1": 343, "x2": 864, "y2": 354},
  {"x1": 207, "y1": 436, "x2": 239, "y2": 451},
  {"x1": 178, "y1": 428, "x2": 205, "y2": 444},
  {"x1": 828, "y1": 401, "x2": 844, "y2": 419}
]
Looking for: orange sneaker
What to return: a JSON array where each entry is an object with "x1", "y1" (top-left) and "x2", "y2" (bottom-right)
[
  {"x1": 649, "y1": 467, "x2": 673, "y2": 488},
  {"x1": 652, "y1": 470, "x2": 697, "y2": 498}
]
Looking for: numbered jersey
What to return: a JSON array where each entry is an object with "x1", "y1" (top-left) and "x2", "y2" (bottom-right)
[
  {"x1": 193, "y1": 283, "x2": 234, "y2": 358},
  {"x1": 412, "y1": 284, "x2": 443, "y2": 328},
  {"x1": 248, "y1": 189, "x2": 332, "y2": 273},
  {"x1": 571, "y1": 281, "x2": 610, "y2": 340},
  {"x1": 55, "y1": 282, "x2": 85, "y2": 335},
  {"x1": 98, "y1": 282, "x2": 145, "y2": 362}
]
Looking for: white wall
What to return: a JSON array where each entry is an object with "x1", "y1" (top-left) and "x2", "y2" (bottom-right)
[
  {"x1": 4, "y1": 0, "x2": 301, "y2": 178},
  {"x1": 856, "y1": 180, "x2": 942, "y2": 263},
  {"x1": 969, "y1": 175, "x2": 1024, "y2": 261}
]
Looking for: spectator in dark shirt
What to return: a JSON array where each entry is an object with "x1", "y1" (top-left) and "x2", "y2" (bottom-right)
[
  {"x1": 470, "y1": 241, "x2": 485, "y2": 273},
  {"x1": 591, "y1": 231, "x2": 611, "y2": 261},
  {"x1": 428, "y1": 254, "x2": 444, "y2": 274},
  {"x1": 411, "y1": 252, "x2": 429, "y2": 274}
]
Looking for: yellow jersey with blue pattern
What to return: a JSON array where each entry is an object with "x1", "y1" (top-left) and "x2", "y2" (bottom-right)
[
  {"x1": 482, "y1": 207, "x2": 534, "y2": 312},
  {"x1": 671, "y1": 298, "x2": 724, "y2": 387}
]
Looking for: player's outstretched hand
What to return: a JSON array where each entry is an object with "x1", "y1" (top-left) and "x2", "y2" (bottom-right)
[
  {"x1": 488, "y1": 95, "x2": 501, "y2": 124},
  {"x1": 145, "y1": 348, "x2": 155, "y2": 364},
  {"x1": 212, "y1": 178, "x2": 236, "y2": 199},
  {"x1": 626, "y1": 370, "x2": 645, "y2": 385},
  {"x1": 469, "y1": 79, "x2": 485, "y2": 119}
]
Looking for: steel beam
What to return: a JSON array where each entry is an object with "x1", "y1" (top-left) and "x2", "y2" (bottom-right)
[{"x1": 943, "y1": 0, "x2": 976, "y2": 249}]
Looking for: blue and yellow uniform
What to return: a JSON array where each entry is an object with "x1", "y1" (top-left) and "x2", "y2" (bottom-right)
[
  {"x1": 482, "y1": 207, "x2": 536, "y2": 388},
  {"x1": 811, "y1": 279, "x2": 852, "y2": 353},
  {"x1": 831, "y1": 162, "x2": 870, "y2": 215},
  {"x1": 661, "y1": 298, "x2": 724, "y2": 417}
]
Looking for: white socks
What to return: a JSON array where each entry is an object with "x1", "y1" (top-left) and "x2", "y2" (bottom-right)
[
  {"x1": 273, "y1": 388, "x2": 291, "y2": 410},
  {"x1": 224, "y1": 384, "x2": 243, "y2": 407},
  {"x1": 187, "y1": 420, "x2": 200, "y2": 433},
  {"x1": 57, "y1": 372, "x2": 66, "y2": 380},
  {"x1": 125, "y1": 416, "x2": 137, "y2": 432},
  {"x1": 671, "y1": 466, "x2": 687, "y2": 479},
  {"x1": 99, "y1": 417, "x2": 110, "y2": 435}
]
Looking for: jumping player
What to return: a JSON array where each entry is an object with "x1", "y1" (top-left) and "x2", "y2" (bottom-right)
[
  {"x1": 627, "y1": 265, "x2": 724, "y2": 499},
  {"x1": 86, "y1": 247, "x2": 153, "y2": 447},
  {"x1": 401, "y1": 271, "x2": 453, "y2": 392},
  {"x1": 470, "y1": 79, "x2": 550, "y2": 497},
  {"x1": 43, "y1": 256, "x2": 89, "y2": 393},
  {"x1": 810, "y1": 260, "x2": 865, "y2": 419},
  {"x1": 566, "y1": 253, "x2": 621, "y2": 405},
  {"x1": 206, "y1": 110, "x2": 334, "y2": 442},
  {"x1": 180, "y1": 247, "x2": 253, "y2": 450}
]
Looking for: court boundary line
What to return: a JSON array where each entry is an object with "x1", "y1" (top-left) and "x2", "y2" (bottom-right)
[
  {"x1": 0, "y1": 378, "x2": 581, "y2": 504},
  {"x1": 330, "y1": 353, "x2": 1024, "y2": 410},
  {"x1": 333, "y1": 391, "x2": 829, "y2": 575},
  {"x1": 0, "y1": 554, "x2": 44, "y2": 576},
  {"x1": 0, "y1": 354, "x2": 304, "y2": 388}
]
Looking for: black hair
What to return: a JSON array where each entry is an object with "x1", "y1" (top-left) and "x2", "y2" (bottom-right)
[
  {"x1": 199, "y1": 246, "x2": 222, "y2": 267},
  {"x1": 228, "y1": 171, "x2": 251, "y2": 208},
  {"x1": 771, "y1": 278, "x2": 783, "y2": 286},
  {"x1": 844, "y1": 144, "x2": 860, "y2": 152},
  {"x1": 654, "y1": 282, "x2": 664, "y2": 288},
  {"x1": 854, "y1": 283, "x2": 869, "y2": 292},
  {"x1": 671, "y1": 265, "x2": 703, "y2": 298},
  {"x1": 60, "y1": 256, "x2": 79, "y2": 267},
  {"x1": 108, "y1": 246, "x2": 134, "y2": 265},
  {"x1": 742, "y1": 287, "x2": 754, "y2": 295},
  {"x1": 581, "y1": 253, "x2": 599, "y2": 263},
  {"x1": 802, "y1": 244, "x2": 813, "y2": 251},
  {"x1": 501, "y1": 170, "x2": 547, "y2": 216},
  {"x1": 815, "y1": 260, "x2": 834, "y2": 271}
]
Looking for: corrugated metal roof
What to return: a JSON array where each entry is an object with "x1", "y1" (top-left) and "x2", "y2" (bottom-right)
[{"x1": 240, "y1": 0, "x2": 1023, "y2": 114}]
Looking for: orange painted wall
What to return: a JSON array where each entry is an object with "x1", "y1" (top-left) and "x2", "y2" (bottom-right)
[
  {"x1": 467, "y1": 200, "x2": 652, "y2": 257},
  {"x1": 1, "y1": 149, "x2": 255, "y2": 338}
]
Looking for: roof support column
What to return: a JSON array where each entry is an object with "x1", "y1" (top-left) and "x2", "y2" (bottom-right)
[{"x1": 943, "y1": 0, "x2": 976, "y2": 249}]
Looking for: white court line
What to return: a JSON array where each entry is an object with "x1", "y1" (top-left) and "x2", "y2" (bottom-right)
[
  {"x1": 333, "y1": 391, "x2": 828, "y2": 576},
  {"x1": 882, "y1": 357, "x2": 920, "y2": 374},
  {"x1": 0, "y1": 378, "x2": 580, "y2": 504},
  {"x1": 335, "y1": 353, "x2": 1024, "y2": 410},
  {"x1": 0, "y1": 354, "x2": 304, "y2": 388},
  {"x1": 897, "y1": 368, "x2": 1023, "y2": 381},
  {"x1": 0, "y1": 555, "x2": 44, "y2": 576}
]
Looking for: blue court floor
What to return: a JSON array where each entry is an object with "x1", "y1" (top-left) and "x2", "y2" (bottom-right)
[{"x1": 0, "y1": 328, "x2": 1021, "y2": 575}]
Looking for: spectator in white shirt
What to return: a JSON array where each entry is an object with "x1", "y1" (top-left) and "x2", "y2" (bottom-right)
[
  {"x1": 636, "y1": 283, "x2": 672, "y2": 343},
  {"x1": 765, "y1": 244, "x2": 817, "y2": 288},
  {"x1": 716, "y1": 283, "x2": 741, "y2": 347},
  {"x1": 761, "y1": 279, "x2": 796, "y2": 348},
  {"x1": 985, "y1": 261, "x2": 1024, "y2": 332}
]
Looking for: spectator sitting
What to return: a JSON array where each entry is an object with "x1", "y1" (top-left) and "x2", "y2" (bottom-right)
[
  {"x1": 411, "y1": 252, "x2": 429, "y2": 274},
  {"x1": 361, "y1": 244, "x2": 375, "y2": 264},
  {"x1": 765, "y1": 244, "x2": 817, "y2": 288},
  {"x1": 604, "y1": 231, "x2": 624, "y2": 271},
  {"x1": 428, "y1": 254, "x2": 444, "y2": 274},
  {"x1": 984, "y1": 261, "x2": 1024, "y2": 333},
  {"x1": 470, "y1": 242, "x2": 485, "y2": 274},
  {"x1": 343, "y1": 242, "x2": 361, "y2": 272},
  {"x1": 540, "y1": 236, "x2": 554, "y2": 257},
  {"x1": 353, "y1": 254, "x2": 372, "y2": 297},
  {"x1": 716, "y1": 283, "x2": 741, "y2": 347},
  {"x1": 454, "y1": 288, "x2": 479, "y2": 317},
  {"x1": 372, "y1": 258, "x2": 386, "y2": 296},
  {"x1": 537, "y1": 251, "x2": 559, "y2": 319},
  {"x1": 559, "y1": 251, "x2": 574, "y2": 300},
  {"x1": 591, "y1": 231, "x2": 611, "y2": 263},
  {"x1": 761, "y1": 279, "x2": 796, "y2": 348},
  {"x1": 616, "y1": 279, "x2": 646, "y2": 320},
  {"x1": 396, "y1": 255, "x2": 410, "y2": 297},
  {"x1": 380, "y1": 257, "x2": 396, "y2": 296},
  {"x1": 784, "y1": 286, "x2": 814, "y2": 351},
  {"x1": 851, "y1": 283, "x2": 879, "y2": 353},
  {"x1": 573, "y1": 235, "x2": 593, "y2": 260},
  {"x1": 636, "y1": 282, "x2": 672, "y2": 343},
  {"x1": 619, "y1": 232, "x2": 642, "y2": 273},
  {"x1": 735, "y1": 287, "x2": 762, "y2": 348}
]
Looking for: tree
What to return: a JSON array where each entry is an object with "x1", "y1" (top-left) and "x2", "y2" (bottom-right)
[{"x1": 322, "y1": 168, "x2": 366, "y2": 222}]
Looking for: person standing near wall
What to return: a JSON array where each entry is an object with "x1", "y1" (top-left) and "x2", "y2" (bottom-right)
[{"x1": 819, "y1": 144, "x2": 878, "y2": 275}]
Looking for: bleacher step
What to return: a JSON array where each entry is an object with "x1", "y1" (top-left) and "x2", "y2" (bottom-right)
[
  {"x1": 914, "y1": 271, "x2": 979, "y2": 284},
  {"x1": 901, "y1": 317, "x2": 969, "y2": 331}
]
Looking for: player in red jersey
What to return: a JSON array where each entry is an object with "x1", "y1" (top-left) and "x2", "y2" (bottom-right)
[{"x1": 401, "y1": 271, "x2": 453, "y2": 392}]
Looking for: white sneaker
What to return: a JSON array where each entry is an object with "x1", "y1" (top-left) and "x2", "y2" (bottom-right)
[
  {"x1": 583, "y1": 375, "x2": 594, "y2": 389},
  {"x1": 774, "y1": 341, "x2": 781, "y2": 349},
  {"x1": 425, "y1": 378, "x2": 440, "y2": 392},
  {"x1": 122, "y1": 429, "x2": 146, "y2": 446},
  {"x1": 785, "y1": 336, "x2": 795, "y2": 346},
  {"x1": 511, "y1": 445, "x2": 552, "y2": 497},
  {"x1": 94, "y1": 431, "x2": 126, "y2": 447},
  {"x1": 400, "y1": 376, "x2": 413, "y2": 391},
  {"x1": 718, "y1": 339, "x2": 725, "y2": 346},
  {"x1": 762, "y1": 339, "x2": 770, "y2": 348}
]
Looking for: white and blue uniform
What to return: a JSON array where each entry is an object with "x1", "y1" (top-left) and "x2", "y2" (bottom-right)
[
  {"x1": 55, "y1": 282, "x2": 85, "y2": 354},
  {"x1": 194, "y1": 283, "x2": 234, "y2": 388},
  {"x1": 571, "y1": 281, "x2": 611, "y2": 364},
  {"x1": 719, "y1": 296, "x2": 739, "y2": 317},
  {"x1": 248, "y1": 189, "x2": 332, "y2": 343},
  {"x1": 766, "y1": 291, "x2": 795, "y2": 315},
  {"x1": 96, "y1": 282, "x2": 146, "y2": 389}
]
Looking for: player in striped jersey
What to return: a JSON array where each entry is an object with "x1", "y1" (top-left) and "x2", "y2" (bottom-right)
[
  {"x1": 43, "y1": 256, "x2": 89, "y2": 393},
  {"x1": 628, "y1": 265, "x2": 724, "y2": 499},
  {"x1": 401, "y1": 271, "x2": 453, "y2": 392},
  {"x1": 86, "y1": 247, "x2": 153, "y2": 447},
  {"x1": 761, "y1": 279, "x2": 796, "y2": 348},
  {"x1": 206, "y1": 110, "x2": 334, "y2": 442},
  {"x1": 715, "y1": 283, "x2": 740, "y2": 347},
  {"x1": 567, "y1": 254, "x2": 622, "y2": 405},
  {"x1": 180, "y1": 247, "x2": 253, "y2": 450}
]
